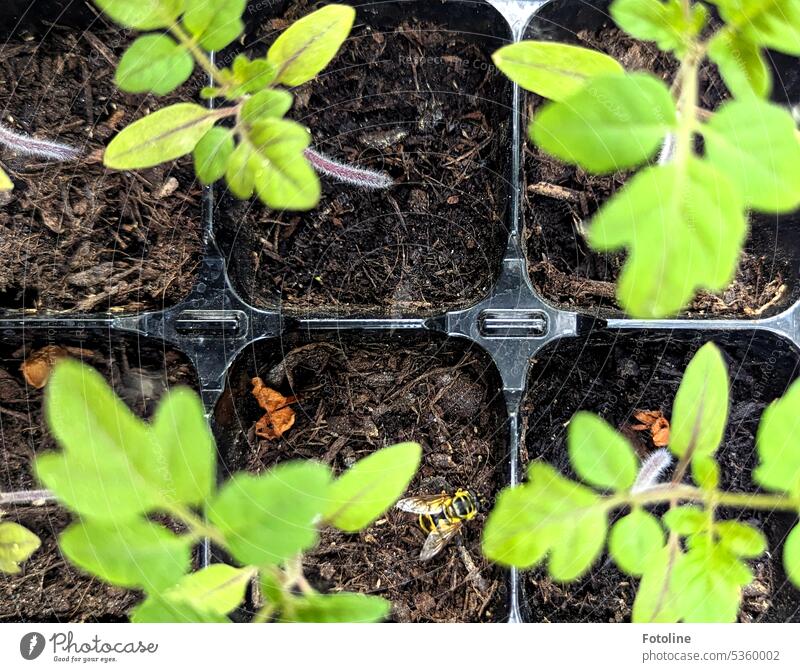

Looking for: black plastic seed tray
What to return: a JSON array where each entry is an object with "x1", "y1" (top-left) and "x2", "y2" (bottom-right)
[{"x1": 1, "y1": 0, "x2": 799, "y2": 623}]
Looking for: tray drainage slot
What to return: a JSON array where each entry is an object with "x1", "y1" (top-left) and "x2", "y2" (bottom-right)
[
  {"x1": 478, "y1": 309, "x2": 548, "y2": 338},
  {"x1": 175, "y1": 310, "x2": 247, "y2": 336}
]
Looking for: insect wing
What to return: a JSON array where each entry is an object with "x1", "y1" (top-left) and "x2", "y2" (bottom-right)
[
  {"x1": 395, "y1": 494, "x2": 449, "y2": 515},
  {"x1": 419, "y1": 519, "x2": 462, "y2": 561}
]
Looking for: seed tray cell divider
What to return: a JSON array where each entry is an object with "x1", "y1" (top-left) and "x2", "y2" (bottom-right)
[{"x1": 1, "y1": 0, "x2": 799, "y2": 623}]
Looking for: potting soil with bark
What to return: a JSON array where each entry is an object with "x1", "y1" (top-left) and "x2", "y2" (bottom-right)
[
  {"x1": 0, "y1": 21, "x2": 203, "y2": 312},
  {"x1": 523, "y1": 24, "x2": 800, "y2": 317},
  {"x1": 521, "y1": 332, "x2": 800, "y2": 622},
  {"x1": 0, "y1": 339, "x2": 198, "y2": 621},
  {"x1": 216, "y1": 2, "x2": 510, "y2": 313},
  {"x1": 215, "y1": 337, "x2": 509, "y2": 622}
]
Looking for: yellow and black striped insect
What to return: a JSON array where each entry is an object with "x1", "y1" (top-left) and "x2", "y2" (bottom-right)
[{"x1": 395, "y1": 489, "x2": 479, "y2": 561}]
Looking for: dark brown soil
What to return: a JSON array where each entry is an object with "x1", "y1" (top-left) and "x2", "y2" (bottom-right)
[
  {"x1": 214, "y1": 335, "x2": 509, "y2": 622},
  {"x1": 521, "y1": 331, "x2": 800, "y2": 622},
  {"x1": 523, "y1": 23, "x2": 800, "y2": 317},
  {"x1": 0, "y1": 337, "x2": 198, "y2": 492},
  {"x1": 216, "y1": 1, "x2": 511, "y2": 314},
  {"x1": 0, "y1": 18, "x2": 203, "y2": 313},
  {"x1": 0, "y1": 505, "x2": 139, "y2": 622}
]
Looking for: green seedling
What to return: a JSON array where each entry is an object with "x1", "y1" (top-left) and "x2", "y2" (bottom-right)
[
  {"x1": 483, "y1": 342, "x2": 800, "y2": 622},
  {"x1": 0, "y1": 124, "x2": 82, "y2": 192},
  {"x1": 35, "y1": 359, "x2": 421, "y2": 622},
  {"x1": 93, "y1": 0, "x2": 391, "y2": 210},
  {"x1": 0, "y1": 507, "x2": 41, "y2": 574},
  {"x1": 492, "y1": 0, "x2": 800, "y2": 318}
]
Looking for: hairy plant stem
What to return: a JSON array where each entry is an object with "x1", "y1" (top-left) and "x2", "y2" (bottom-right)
[{"x1": 609, "y1": 483, "x2": 800, "y2": 513}]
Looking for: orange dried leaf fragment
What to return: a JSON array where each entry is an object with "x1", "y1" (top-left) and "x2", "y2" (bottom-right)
[
  {"x1": 251, "y1": 376, "x2": 297, "y2": 440},
  {"x1": 631, "y1": 410, "x2": 670, "y2": 447},
  {"x1": 20, "y1": 346, "x2": 69, "y2": 389}
]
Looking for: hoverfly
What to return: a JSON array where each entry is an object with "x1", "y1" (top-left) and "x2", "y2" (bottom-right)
[{"x1": 395, "y1": 488, "x2": 479, "y2": 561}]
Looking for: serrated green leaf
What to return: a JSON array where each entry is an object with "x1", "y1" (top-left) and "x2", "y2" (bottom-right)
[
  {"x1": 670, "y1": 343, "x2": 729, "y2": 462},
  {"x1": 0, "y1": 165, "x2": 13, "y2": 191},
  {"x1": 708, "y1": 31, "x2": 771, "y2": 98},
  {"x1": 194, "y1": 126, "x2": 234, "y2": 185},
  {"x1": 268, "y1": 4, "x2": 355, "y2": 87},
  {"x1": 228, "y1": 56, "x2": 277, "y2": 95},
  {"x1": 150, "y1": 387, "x2": 216, "y2": 507},
  {"x1": 703, "y1": 99, "x2": 800, "y2": 213},
  {"x1": 115, "y1": 34, "x2": 193, "y2": 95},
  {"x1": 131, "y1": 595, "x2": 230, "y2": 623},
  {"x1": 207, "y1": 461, "x2": 332, "y2": 566},
  {"x1": 183, "y1": 0, "x2": 245, "y2": 51},
  {"x1": 663, "y1": 505, "x2": 708, "y2": 535},
  {"x1": 105, "y1": 103, "x2": 218, "y2": 170},
  {"x1": 567, "y1": 412, "x2": 638, "y2": 491},
  {"x1": 241, "y1": 89, "x2": 294, "y2": 124},
  {"x1": 288, "y1": 593, "x2": 390, "y2": 623},
  {"x1": 532, "y1": 73, "x2": 676, "y2": 174},
  {"x1": 94, "y1": 0, "x2": 183, "y2": 30},
  {"x1": 60, "y1": 519, "x2": 191, "y2": 591},
  {"x1": 609, "y1": 509, "x2": 665, "y2": 576},
  {"x1": 36, "y1": 359, "x2": 165, "y2": 520},
  {"x1": 716, "y1": 520, "x2": 766, "y2": 558},
  {"x1": 482, "y1": 463, "x2": 607, "y2": 580},
  {"x1": 632, "y1": 545, "x2": 683, "y2": 622},
  {"x1": 491, "y1": 41, "x2": 623, "y2": 102},
  {"x1": 785, "y1": 524, "x2": 800, "y2": 589},
  {"x1": 0, "y1": 522, "x2": 41, "y2": 574},
  {"x1": 590, "y1": 161, "x2": 746, "y2": 318},
  {"x1": 755, "y1": 378, "x2": 800, "y2": 496},
  {"x1": 325, "y1": 442, "x2": 421, "y2": 532},
  {"x1": 610, "y1": 0, "x2": 706, "y2": 55},
  {"x1": 164, "y1": 564, "x2": 253, "y2": 615}
]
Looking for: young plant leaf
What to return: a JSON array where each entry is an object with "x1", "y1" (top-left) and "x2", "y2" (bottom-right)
[
  {"x1": 131, "y1": 595, "x2": 231, "y2": 623},
  {"x1": 267, "y1": 4, "x2": 355, "y2": 87},
  {"x1": 225, "y1": 142, "x2": 256, "y2": 199},
  {"x1": 490, "y1": 41, "x2": 623, "y2": 102},
  {"x1": 786, "y1": 524, "x2": 800, "y2": 589},
  {"x1": 703, "y1": 99, "x2": 800, "y2": 213},
  {"x1": 288, "y1": 593, "x2": 390, "y2": 623},
  {"x1": 715, "y1": 520, "x2": 766, "y2": 558},
  {"x1": 207, "y1": 461, "x2": 332, "y2": 567},
  {"x1": 150, "y1": 386, "x2": 216, "y2": 507},
  {"x1": 482, "y1": 463, "x2": 607, "y2": 581},
  {"x1": 194, "y1": 127, "x2": 234, "y2": 184},
  {"x1": 672, "y1": 539, "x2": 751, "y2": 622},
  {"x1": 36, "y1": 359, "x2": 166, "y2": 520},
  {"x1": 115, "y1": 34, "x2": 194, "y2": 95},
  {"x1": 692, "y1": 456, "x2": 720, "y2": 491},
  {"x1": 324, "y1": 442, "x2": 421, "y2": 532},
  {"x1": 662, "y1": 505, "x2": 708, "y2": 535},
  {"x1": 609, "y1": 509, "x2": 665, "y2": 576},
  {"x1": 241, "y1": 90, "x2": 294, "y2": 124},
  {"x1": 0, "y1": 165, "x2": 13, "y2": 191},
  {"x1": 708, "y1": 31, "x2": 771, "y2": 99},
  {"x1": 610, "y1": 0, "x2": 706, "y2": 55},
  {"x1": 60, "y1": 519, "x2": 191, "y2": 591},
  {"x1": 531, "y1": 73, "x2": 676, "y2": 174},
  {"x1": 755, "y1": 378, "x2": 800, "y2": 496},
  {"x1": 589, "y1": 161, "x2": 746, "y2": 318},
  {"x1": 670, "y1": 343, "x2": 729, "y2": 462},
  {"x1": 183, "y1": 0, "x2": 245, "y2": 51},
  {"x1": 632, "y1": 545, "x2": 683, "y2": 622},
  {"x1": 162, "y1": 564, "x2": 253, "y2": 615},
  {"x1": 105, "y1": 103, "x2": 219, "y2": 170},
  {"x1": 0, "y1": 521, "x2": 41, "y2": 574},
  {"x1": 94, "y1": 0, "x2": 183, "y2": 30},
  {"x1": 710, "y1": 0, "x2": 800, "y2": 57},
  {"x1": 567, "y1": 412, "x2": 638, "y2": 491}
]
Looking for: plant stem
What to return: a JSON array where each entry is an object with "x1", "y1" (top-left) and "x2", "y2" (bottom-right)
[
  {"x1": 164, "y1": 503, "x2": 227, "y2": 547},
  {"x1": 621, "y1": 483, "x2": 800, "y2": 512},
  {"x1": 169, "y1": 24, "x2": 234, "y2": 90}
]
